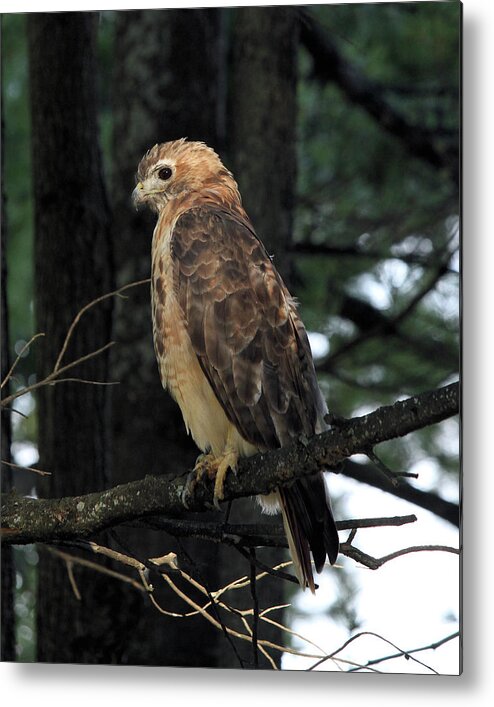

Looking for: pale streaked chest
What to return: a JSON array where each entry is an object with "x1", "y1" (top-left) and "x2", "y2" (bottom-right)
[
  {"x1": 150, "y1": 213, "x2": 235, "y2": 455},
  {"x1": 150, "y1": 214, "x2": 186, "y2": 388}
]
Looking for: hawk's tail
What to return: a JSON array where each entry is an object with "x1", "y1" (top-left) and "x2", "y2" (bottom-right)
[{"x1": 277, "y1": 473, "x2": 339, "y2": 593}]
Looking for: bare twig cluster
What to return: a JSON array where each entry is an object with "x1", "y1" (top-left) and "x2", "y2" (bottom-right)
[
  {"x1": 0, "y1": 279, "x2": 150, "y2": 414},
  {"x1": 43, "y1": 518, "x2": 458, "y2": 672}
]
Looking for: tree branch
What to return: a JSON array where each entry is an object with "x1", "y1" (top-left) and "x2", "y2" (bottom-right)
[
  {"x1": 127, "y1": 513, "x2": 418, "y2": 549},
  {"x1": 290, "y1": 241, "x2": 458, "y2": 273},
  {"x1": 319, "y1": 251, "x2": 456, "y2": 370},
  {"x1": 342, "y1": 459, "x2": 459, "y2": 527},
  {"x1": 297, "y1": 9, "x2": 458, "y2": 182},
  {"x1": 1, "y1": 383, "x2": 459, "y2": 546}
]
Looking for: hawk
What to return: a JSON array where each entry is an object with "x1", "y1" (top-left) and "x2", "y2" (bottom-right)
[{"x1": 133, "y1": 139, "x2": 339, "y2": 592}]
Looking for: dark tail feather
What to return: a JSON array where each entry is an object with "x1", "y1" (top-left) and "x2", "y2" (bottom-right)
[{"x1": 278, "y1": 472, "x2": 339, "y2": 593}]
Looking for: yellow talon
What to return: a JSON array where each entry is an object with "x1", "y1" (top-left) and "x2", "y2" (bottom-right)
[
  {"x1": 194, "y1": 452, "x2": 216, "y2": 481},
  {"x1": 182, "y1": 449, "x2": 238, "y2": 509}
]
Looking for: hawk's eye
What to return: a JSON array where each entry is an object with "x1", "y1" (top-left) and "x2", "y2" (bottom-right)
[{"x1": 158, "y1": 167, "x2": 172, "y2": 181}]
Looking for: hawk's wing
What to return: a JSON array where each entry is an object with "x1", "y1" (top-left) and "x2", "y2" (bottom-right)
[
  {"x1": 171, "y1": 205, "x2": 325, "y2": 450},
  {"x1": 171, "y1": 205, "x2": 339, "y2": 582}
]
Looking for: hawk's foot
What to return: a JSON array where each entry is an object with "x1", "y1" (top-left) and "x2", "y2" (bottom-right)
[{"x1": 182, "y1": 450, "x2": 239, "y2": 510}]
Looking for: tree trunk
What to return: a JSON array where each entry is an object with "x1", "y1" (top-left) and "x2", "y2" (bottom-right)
[
  {"x1": 218, "y1": 5, "x2": 301, "y2": 668},
  {"x1": 230, "y1": 5, "x2": 298, "y2": 284},
  {"x1": 28, "y1": 12, "x2": 115, "y2": 663},
  {"x1": 110, "y1": 8, "x2": 239, "y2": 667},
  {"x1": 110, "y1": 7, "x2": 226, "y2": 483}
]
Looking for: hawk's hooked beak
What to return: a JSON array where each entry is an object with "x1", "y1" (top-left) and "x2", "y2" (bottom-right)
[{"x1": 132, "y1": 181, "x2": 145, "y2": 208}]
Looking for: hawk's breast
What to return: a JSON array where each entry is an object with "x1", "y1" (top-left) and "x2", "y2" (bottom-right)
[{"x1": 151, "y1": 211, "x2": 257, "y2": 459}]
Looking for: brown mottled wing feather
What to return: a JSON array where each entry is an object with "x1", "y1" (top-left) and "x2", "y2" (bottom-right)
[
  {"x1": 171, "y1": 205, "x2": 339, "y2": 586},
  {"x1": 172, "y1": 206, "x2": 318, "y2": 446}
]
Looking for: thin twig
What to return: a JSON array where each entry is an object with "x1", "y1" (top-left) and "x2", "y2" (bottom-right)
[
  {"x1": 377, "y1": 544, "x2": 459, "y2": 566},
  {"x1": 173, "y1": 535, "x2": 248, "y2": 669},
  {"x1": 156, "y1": 569, "x2": 323, "y2": 660},
  {"x1": 1, "y1": 278, "x2": 150, "y2": 409},
  {"x1": 341, "y1": 542, "x2": 459, "y2": 570},
  {"x1": 45, "y1": 377, "x2": 120, "y2": 387},
  {"x1": 347, "y1": 631, "x2": 460, "y2": 672},
  {"x1": 258, "y1": 610, "x2": 327, "y2": 657},
  {"x1": 47, "y1": 545, "x2": 147, "y2": 593},
  {"x1": 49, "y1": 539, "x2": 456, "y2": 672},
  {"x1": 2, "y1": 407, "x2": 28, "y2": 419},
  {"x1": 234, "y1": 544, "x2": 299, "y2": 585},
  {"x1": 0, "y1": 342, "x2": 115, "y2": 409},
  {"x1": 1, "y1": 333, "x2": 45, "y2": 390},
  {"x1": 249, "y1": 548, "x2": 260, "y2": 668},
  {"x1": 49, "y1": 540, "x2": 318, "y2": 665},
  {"x1": 109, "y1": 529, "x2": 249, "y2": 668},
  {"x1": 307, "y1": 630, "x2": 440, "y2": 673},
  {"x1": 365, "y1": 449, "x2": 402, "y2": 487},
  {"x1": 320, "y1": 248, "x2": 455, "y2": 369},
  {"x1": 66, "y1": 560, "x2": 82, "y2": 601},
  {"x1": 53, "y1": 279, "x2": 150, "y2": 373},
  {"x1": 1, "y1": 459, "x2": 51, "y2": 477}
]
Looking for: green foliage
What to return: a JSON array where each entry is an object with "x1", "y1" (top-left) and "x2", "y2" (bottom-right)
[
  {"x1": 294, "y1": 1, "x2": 459, "y2": 515},
  {"x1": 2, "y1": 15, "x2": 34, "y2": 349}
]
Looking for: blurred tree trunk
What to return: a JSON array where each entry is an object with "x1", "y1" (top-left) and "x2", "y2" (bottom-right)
[
  {"x1": 230, "y1": 6, "x2": 298, "y2": 285},
  {"x1": 1, "y1": 112, "x2": 16, "y2": 662},
  {"x1": 110, "y1": 8, "x2": 240, "y2": 667},
  {"x1": 216, "y1": 5, "x2": 301, "y2": 668},
  {"x1": 28, "y1": 13, "x2": 115, "y2": 663},
  {"x1": 110, "y1": 7, "x2": 224, "y2": 483}
]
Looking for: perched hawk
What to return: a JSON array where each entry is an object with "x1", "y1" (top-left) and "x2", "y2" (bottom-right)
[{"x1": 133, "y1": 139, "x2": 339, "y2": 592}]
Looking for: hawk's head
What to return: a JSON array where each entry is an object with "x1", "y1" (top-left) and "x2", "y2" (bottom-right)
[{"x1": 133, "y1": 139, "x2": 240, "y2": 213}]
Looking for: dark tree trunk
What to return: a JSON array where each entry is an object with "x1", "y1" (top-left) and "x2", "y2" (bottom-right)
[
  {"x1": 28, "y1": 12, "x2": 115, "y2": 663},
  {"x1": 216, "y1": 5, "x2": 301, "y2": 668},
  {"x1": 230, "y1": 6, "x2": 298, "y2": 285},
  {"x1": 110, "y1": 8, "x2": 240, "y2": 667},
  {"x1": 1, "y1": 112, "x2": 16, "y2": 662}
]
